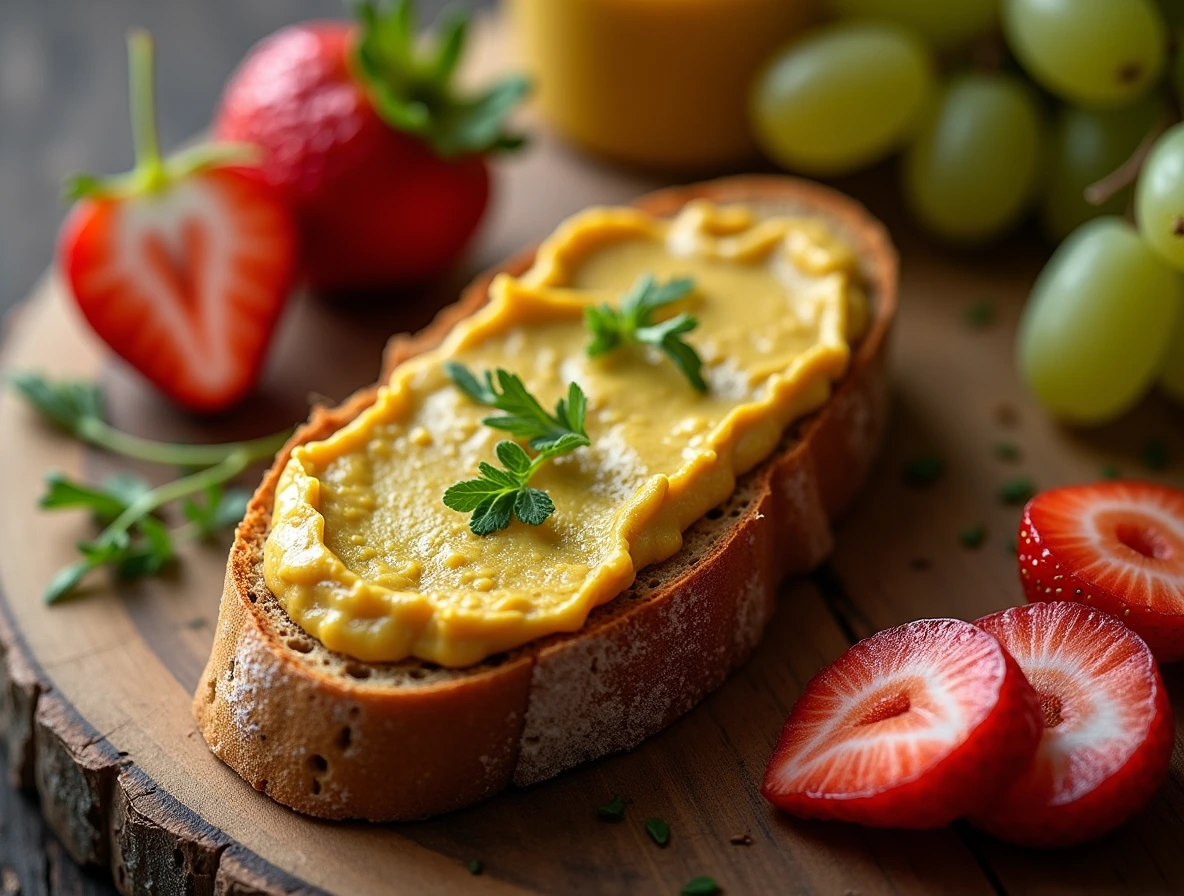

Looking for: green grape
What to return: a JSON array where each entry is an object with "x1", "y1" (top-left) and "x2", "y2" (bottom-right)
[
  {"x1": 1136, "y1": 122, "x2": 1184, "y2": 270},
  {"x1": 903, "y1": 73, "x2": 1042, "y2": 244},
  {"x1": 750, "y1": 23, "x2": 935, "y2": 177},
  {"x1": 1018, "y1": 217, "x2": 1182, "y2": 424},
  {"x1": 1042, "y1": 97, "x2": 1164, "y2": 241},
  {"x1": 1002, "y1": 0, "x2": 1166, "y2": 108},
  {"x1": 826, "y1": 0, "x2": 998, "y2": 48}
]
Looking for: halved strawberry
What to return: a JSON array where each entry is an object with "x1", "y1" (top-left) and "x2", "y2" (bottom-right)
[
  {"x1": 761, "y1": 618, "x2": 1042, "y2": 828},
  {"x1": 58, "y1": 32, "x2": 296, "y2": 412},
  {"x1": 971, "y1": 602, "x2": 1173, "y2": 847},
  {"x1": 1019, "y1": 481, "x2": 1184, "y2": 660}
]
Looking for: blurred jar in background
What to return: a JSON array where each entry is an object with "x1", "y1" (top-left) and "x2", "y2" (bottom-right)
[{"x1": 508, "y1": 0, "x2": 817, "y2": 171}]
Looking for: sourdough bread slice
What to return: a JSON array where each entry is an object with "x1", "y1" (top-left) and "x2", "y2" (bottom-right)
[{"x1": 193, "y1": 175, "x2": 898, "y2": 821}]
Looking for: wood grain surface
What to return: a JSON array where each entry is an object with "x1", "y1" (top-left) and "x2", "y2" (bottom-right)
[{"x1": 4, "y1": 13, "x2": 1184, "y2": 896}]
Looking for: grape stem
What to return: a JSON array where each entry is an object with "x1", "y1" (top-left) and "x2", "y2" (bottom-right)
[{"x1": 1085, "y1": 110, "x2": 1178, "y2": 207}]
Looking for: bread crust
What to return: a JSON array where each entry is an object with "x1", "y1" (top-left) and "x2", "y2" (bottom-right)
[{"x1": 193, "y1": 176, "x2": 897, "y2": 821}]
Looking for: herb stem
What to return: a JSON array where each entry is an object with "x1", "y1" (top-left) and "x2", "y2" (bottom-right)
[
  {"x1": 101, "y1": 450, "x2": 251, "y2": 542},
  {"x1": 74, "y1": 416, "x2": 289, "y2": 467}
]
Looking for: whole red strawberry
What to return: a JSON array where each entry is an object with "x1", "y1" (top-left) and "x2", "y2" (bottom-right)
[
  {"x1": 215, "y1": 1, "x2": 527, "y2": 293},
  {"x1": 59, "y1": 31, "x2": 297, "y2": 412}
]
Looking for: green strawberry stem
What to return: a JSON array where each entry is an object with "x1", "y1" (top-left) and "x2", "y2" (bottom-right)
[
  {"x1": 128, "y1": 29, "x2": 166, "y2": 192},
  {"x1": 73, "y1": 415, "x2": 290, "y2": 467},
  {"x1": 63, "y1": 31, "x2": 258, "y2": 202},
  {"x1": 352, "y1": 0, "x2": 529, "y2": 157}
]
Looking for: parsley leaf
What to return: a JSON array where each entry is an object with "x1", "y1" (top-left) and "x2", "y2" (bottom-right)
[
  {"x1": 10, "y1": 372, "x2": 104, "y2": 436},
  {"x1": 645, "y1": 816, "x2": 670, "y2": 846},
  {"x1": 596, "y1": 795, "x2": 627, "y2": 822},
  {"x1": 444, "y1": 368, "x2": 592, "y2": 535},
  {"x1": 14, "y1": 375, "x2": 292, "y2": 605},
  {"x1": 443, "y1": 439, "x2": 566, "y2": 536},
  {"x1": 584, "y1": 275, "x2": 707, "y2": 392},
  {"x1": 681, "y1": 876, "x2": 721, "y2": 896},
  {"x1": 182, "y1": 484, "x2": 252, "y2": 539},
  {"x1": 445, "y1": 364, "x2": 590, "y2": 451}
]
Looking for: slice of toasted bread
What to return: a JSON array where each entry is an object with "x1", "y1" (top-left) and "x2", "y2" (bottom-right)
[{"x1": 193, "y1": 175, "x2": 897, "y2": 822}]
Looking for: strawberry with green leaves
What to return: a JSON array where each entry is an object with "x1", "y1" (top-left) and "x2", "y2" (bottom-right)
[
  {"x1": 215, "y1": 0, "x2": 528, "y2": 292},
  {"x1": 59, "y1": 32, "x2": 297, "y2": 413}
]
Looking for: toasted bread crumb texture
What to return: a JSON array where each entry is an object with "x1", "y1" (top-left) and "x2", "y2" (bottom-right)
[{"x1": 193, "y1": 176, "x2": 897, "y2": 821}]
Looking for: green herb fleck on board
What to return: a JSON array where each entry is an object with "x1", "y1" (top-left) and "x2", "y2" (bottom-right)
[
  {"x1": 903, "y1": 455, "x2": 944, "y2": 488},
  {"x1": 1007, "y1": 538, "x2": 1018, "y2": 555},
  {"x1": 998, "y1": 477, "x2": 1035, "y2": 505},
  {"x1": 467, "y1": 860, "x2": 483, "y2": 876},
  {"x1": 965, "y1": 298, "x2": 996, "y2": 329},
  {"x1": 1100, "y1": 463, "x2": 1121, "y2": 480},
  {"x1": 597, "y1": 795, "x2": 627, "y2": 822},
  {"x1": 682, "y1": 876, "x2": 722, "y2": 896},
  {"x1": 959, "y1": 525, "x2": 987, "y2": 550},
  {"x1": 1141, "y1": 439, "x2": 1169, "y2": 471},
  {"x1": 645, "y1": 816, "x2": 670, "y2": 846},
  {"x1": 994, "y1": 442, "x2": 1021, "y2": 463}
]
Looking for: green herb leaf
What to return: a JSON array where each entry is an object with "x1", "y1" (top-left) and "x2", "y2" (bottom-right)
[
  {"x1": 40, "y1": 471, "x2": 132, "y2": 524},
  {"x1": 903, "y1": 455, "x2": 944, "y2": 488},
  {"x1": 442, "y1": 477, "x2": 507, "y2": 513},
  {"x1": 444, "y1": 371, "x2": 592, "y2": 535},
  {"x1": 446, "y1": 365, "x2": 590, "y2": 450},
  {"x1": 114, "y1": 516, "x2": 174, "y2": 579},
  {"x1": 959, "y1": 524, "x2": 987, "y2": 550},
  {"x1": 11, "y1": 372, "x2": 291, "y2": 467},
  {"x1": 44, "y1": 561, "x2": 95, "y2": 604},
  {"x1": 645, "y1": 816, "x2": 670, "y2": 846},
  {"x1": 1100, "y1": 463, "x2": 1121, "y2": 480},
  {"x1": 999, "y1": 477, "x2": 1036, "y2": 505},
  {"x1": 9, "y1": 372, "x2": 103, "y2": 435},
  {"x1": 585, "y1": 275, "x2": 707, "y2": 392},
  {"x1": 466, "y1": 859, "x2": 483, "y2": 876},
  {"x1": 597, "y1": 795, "x2": 627, "y2": 822},
  {"x1": 495, "y1": 439, "x2": 533, "y2": 477},
  {"x1": 468, "y1": 491, "x2": 516, "y2": 536},
  {"x1": 513, "y1": 488, "x2": 555, "y2": 527},
  {"x1": 681, "y1": 876, "x2": 721, "y2": 896}
]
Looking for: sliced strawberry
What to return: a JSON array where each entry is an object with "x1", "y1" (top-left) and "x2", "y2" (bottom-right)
[
  {"x1": 971, "y1": 602, "x2": 1173, "y2": 847},
  {"x1": 1019, "y1": 481, "x2": 1184, "y2": 660},
  {"x1": 761, "y1": 618, "x2": 1042, "y2": 828},
  {"x1": 58, "y1": 32, "x2": 296, "y2": 412}
]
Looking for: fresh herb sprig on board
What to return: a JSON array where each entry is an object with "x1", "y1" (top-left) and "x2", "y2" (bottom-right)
[{"x1": 12, "y1": 372, "x2": 290, "y2": 602}]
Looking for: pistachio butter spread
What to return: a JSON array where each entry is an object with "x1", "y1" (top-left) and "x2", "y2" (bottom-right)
[{"x1": 265, "y1": 201, "x2": 867, "y2": 667}]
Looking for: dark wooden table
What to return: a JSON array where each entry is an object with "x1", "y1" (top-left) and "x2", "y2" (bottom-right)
[{"x1": 0, "y1": 2, "x2": 488, "y2": 893}]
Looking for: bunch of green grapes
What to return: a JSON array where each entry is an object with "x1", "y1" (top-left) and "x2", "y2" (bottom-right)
[{"x1": 749, "y1": 0, "x2": 1184, "y2": 425}]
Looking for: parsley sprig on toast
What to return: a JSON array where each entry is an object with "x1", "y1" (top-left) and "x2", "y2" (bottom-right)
[
  {"x1": 443, "y1": 364, "x2": 590, "y2": 534},
  {"x1": 584, "y1": 274, "x2": 707, "y2": 392}
]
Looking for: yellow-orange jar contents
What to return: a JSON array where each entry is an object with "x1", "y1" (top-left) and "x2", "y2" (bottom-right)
[{"x1": 508, "y1": 0, "x2": 817, "y2": 170}]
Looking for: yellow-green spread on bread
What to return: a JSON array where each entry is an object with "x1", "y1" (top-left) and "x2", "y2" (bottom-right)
[{"x1": 264, "y1": 201, "x2": 866, "y2": 667}]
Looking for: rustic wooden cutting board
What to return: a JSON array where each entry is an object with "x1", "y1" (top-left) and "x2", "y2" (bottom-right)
[{"x1": 4, "y1": 18, "x2": 1184, "y2": 896}]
